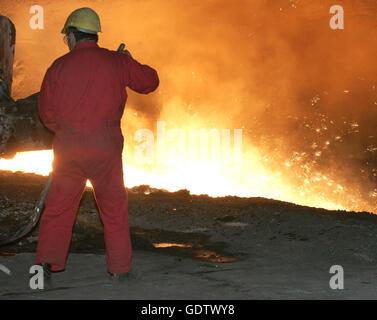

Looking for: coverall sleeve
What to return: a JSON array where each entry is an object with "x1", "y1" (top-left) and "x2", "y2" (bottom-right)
[
  {"x1": 38, "y1": 67, "x2": 58, "y2": 132},
  {"x1": 121, "y1": 54, "x2": 159, "y2": 94}
]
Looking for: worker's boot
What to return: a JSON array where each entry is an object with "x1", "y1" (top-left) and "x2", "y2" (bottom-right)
[
  {"x1": 108, "y1": 271, "x2": 136, "y2": 283},
  {"x1": 40, "y1": 263, "x2": 52, "y2": 278}
]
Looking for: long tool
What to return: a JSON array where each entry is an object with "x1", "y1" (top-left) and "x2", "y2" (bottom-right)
[{"x1": 0, "y1": 173, "x2": 52, "y2": 246}]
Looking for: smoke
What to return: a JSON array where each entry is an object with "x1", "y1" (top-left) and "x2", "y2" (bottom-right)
[{"x1": 1, "y1": 0, "x2": 376, "y2": 212}]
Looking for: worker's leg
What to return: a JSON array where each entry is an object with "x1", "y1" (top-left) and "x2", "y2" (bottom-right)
[
  {"x1": 90, "y1": 153, "x2": 132, "y2": 274},
  {"x1": 35, "y1": 160, "x2": 86, "y2": 272}
]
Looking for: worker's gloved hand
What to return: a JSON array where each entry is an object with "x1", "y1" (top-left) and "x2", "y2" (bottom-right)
[
  {"x1": 117, "y1": 43, "x2": 132, "y2": 58},
  {"x1": 123, "y1": 49, "x2": 132, "y2": 58}
]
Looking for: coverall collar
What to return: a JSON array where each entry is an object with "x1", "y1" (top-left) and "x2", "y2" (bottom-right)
[{"x1": 73, "y1": 41, "x2": 99, "y2": 50}]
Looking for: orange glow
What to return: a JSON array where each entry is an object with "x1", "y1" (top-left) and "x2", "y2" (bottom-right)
[
  {"x1": 0, "y1": 0, "x2": 376, "y2": 214},
  {"x1": 0, "y1": 150, "x2": 53, "y2": 176},
  {"x1": 153, "y1": 243, "x2": 192, "y2": 248},
  {"x1": 0, "y1": 148, "x2": 370, "y2": 213}
]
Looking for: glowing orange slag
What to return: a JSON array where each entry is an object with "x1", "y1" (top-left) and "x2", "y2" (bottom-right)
[{"x1": 1, "y1": 148, "x2": 372, "y2": 214}]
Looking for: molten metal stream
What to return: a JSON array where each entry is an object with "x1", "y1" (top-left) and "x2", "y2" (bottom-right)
[{"x1": 0, "y1": 149, "x2": 371, "y2": 213}]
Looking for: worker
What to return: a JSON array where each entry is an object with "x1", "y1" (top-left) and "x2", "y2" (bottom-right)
[{"x1": 35, "y1": 7, "x2": 159, "y2": 281}]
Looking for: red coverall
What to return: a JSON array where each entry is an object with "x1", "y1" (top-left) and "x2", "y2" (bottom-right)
[{"x1": 35, "y1": 41, "x2": 159, "y2": 274}]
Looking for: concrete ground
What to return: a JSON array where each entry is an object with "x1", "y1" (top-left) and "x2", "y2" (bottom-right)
[
  {"x1": 1, "y1": 172, "x2": 377, "y2": 299},
  {"x1": 1, "y1": 248, "x2": 377, "y2": 299}
]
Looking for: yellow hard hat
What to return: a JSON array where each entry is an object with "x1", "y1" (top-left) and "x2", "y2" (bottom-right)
[{"x1": 61, "y1": 7, "x2": 101, "y2": 35}]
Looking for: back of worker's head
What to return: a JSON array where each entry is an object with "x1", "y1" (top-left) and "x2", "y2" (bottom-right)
[
  {"x1": 66, "y1": 26, "x2": 98, "y2": 43},
  {"x1": 62, "y1": 8, "x2": 101, "y2": 50}
]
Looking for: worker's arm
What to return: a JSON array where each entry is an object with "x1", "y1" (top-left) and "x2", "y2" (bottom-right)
[
  {"x1": 38, "y1": 67, "x2": 58, "y2": 132},
  {"x1": 120, "y1": 53, "x2": 159, "y2": 94}
]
